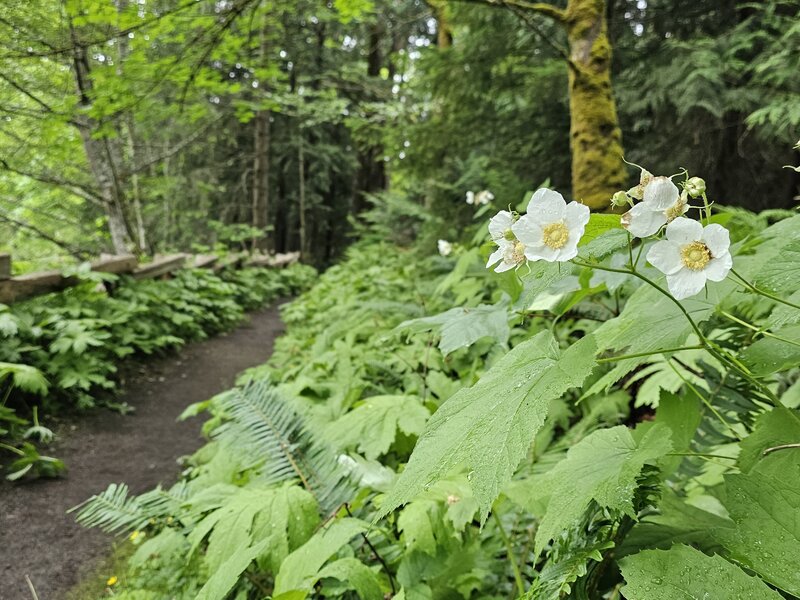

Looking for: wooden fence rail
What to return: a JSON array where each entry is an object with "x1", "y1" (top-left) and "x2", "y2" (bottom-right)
[{"x1": 0, "y1": 251, "x2": 300, "y2": 305}]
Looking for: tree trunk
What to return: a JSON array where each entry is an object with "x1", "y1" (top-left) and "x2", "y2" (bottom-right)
[
  {"x1": 251, "y1": 12, "x2": 271, "y2": 252},
  {"x1": 69, "y1": 21, "x2": 131, "y2": 254},
  {"x1": 428, "y1": 1, "x2": 453, "y2": 48},
  {"x1": 564, "y1": 0, "x2": 626, "y2": 209},
  {"x1": 298, "y1": 130, "x2": 307, "y2": 261},
  {"x1": 252, "y1": 112, "x2": 271, "y2": 251},
  {"x1": 354, "y1": 23, "x2": 387, "y2": 214}
]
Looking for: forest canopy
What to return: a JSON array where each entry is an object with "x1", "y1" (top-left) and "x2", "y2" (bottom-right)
[{"x1": 0, "y1": 0, "x2": 797, "y2": 267}]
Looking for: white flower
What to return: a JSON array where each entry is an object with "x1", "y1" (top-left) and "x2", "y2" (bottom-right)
[
  {"x1": 486, "y1": 210, "x2": 525, "y2": 272},
  {"x1": 475, "y1": 190, "x2": 494, "y2": 205},
  {"x1": 437, "y1": 239, "x2": 453, "y2": 256},
  {"x1": 646, "y1": 217, "x2": 732, "y2": 300},
  {"x1": 627, "y1": 168, "x2": 653, "y2": 200},
  {"x1": 465, "y1": 191, "x2": 475, "y2": 205},
  {"x1": 511, "y1": 189, "x2": 589, "y2": 262},
  {"x1": 621, "y1": 176, "x2": 689, "y2": 238}
]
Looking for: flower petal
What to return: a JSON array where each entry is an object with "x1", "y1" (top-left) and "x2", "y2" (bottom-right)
[
  {"x1": 564, "y1": 201, "x2": 590, "y2": 230},
  {"x1": 524, "y1": 243, "x2": 560, "y2": 262},
  {"x1": 622, "y1": 202, "x2": 666, "y2": 238},
  {"x1": 665, "y1": 217, "x2": 703, "y2": 244},
  {"x1": 643, "y1": 176, "x2": 679, "y2": 210},
  {"x1": 526, "y1": 188, "x2": 566, "y2": 223},
  {"x1": 495, "y1": 259, "x2": 517, "y2": 273},
  {"x1": 489, "y1": 210, "x2": 513, "y2": 240},
  {"x1": 486, "y1": 246, "x2": 505, "y2": 268},
  {"x1": 704, "y1": 252, "x2": 733, "y2": 282},
  {"x1": 647, "y1": 240, "x2": 683, "y2": 275},
  {"x1": 667, "y1": 269, "x2": 707, "y2": 300},
  {"x1": 702, "y1": 223, "x2": 731, "y2": 257},
  {"x1": 512, "y1": 214, "x2": 543, "y2": 246}
]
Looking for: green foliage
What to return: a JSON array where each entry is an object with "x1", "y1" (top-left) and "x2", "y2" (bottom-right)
[
  {"x1": 621, "y1": 544, "x2": 783, "y2": 599},
  {"x1": 0, "y1": 263, "x2": 315, "y2": 478},
  {"x1": 74, "y1": 209, "x2": 800, "y2": 599}
]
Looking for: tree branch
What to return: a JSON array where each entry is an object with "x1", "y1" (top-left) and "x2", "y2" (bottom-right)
[
  {"x1": 0, "y1": 157, "x2": 103, "y2": 206},
  {"x1": 0, "y1": 209, "x2": 89, "y2": 259},
  {"x1": 457, "y1": 0, "x2": 566, "y2": 22},
  {"x1": 123, "y1": 115, "x2": 225, "y2": 176}
]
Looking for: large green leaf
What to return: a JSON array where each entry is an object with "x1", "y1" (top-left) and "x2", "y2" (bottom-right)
[
  {"x1": 584, "y1": 277, "x2": 731, "y2": 395},
  {"x1": 739, "y1": 324, "x2": 800, "y2": 375},
  {"x1": 534, "y1": 424, "x2": 672, "y2": 555},
  {"x1": 754, "y1": 238, "x2": 800, "y2": 294},
  {"x1": 195, "y1": 540, "x2": 269, "y2": 600},
  {"x1": 719, "y1": 466, "x2": 800, "y2": 596},
  {"x1": 621, "y1": 544, "x2": 783, "y2": 599},
  {"x1": 317, "y1": 558, "x2": 383, "y2": 600},
  {"x1": 274, "y1": 517, "x2": 367, "y2": 598},
  {"x1": 395, "y1": 299, "x2": 510, "y2": 356},
  {"x1": 377, "y1": 331, "x2": 597, "y2": 522},
  {"x1": 326, "y1": 395, "x2": 429, "y2": 459}
]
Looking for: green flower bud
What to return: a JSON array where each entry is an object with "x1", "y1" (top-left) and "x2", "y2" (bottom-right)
[
  {"x1": 611, "y1": 191, "x2": 631, "y2": 208},
  {"x1": 685, "y1": 177, "x2": 706, "y2": 198},
  {"x1": 503, "y1": 228, "x2": 515, "y2": 241}
]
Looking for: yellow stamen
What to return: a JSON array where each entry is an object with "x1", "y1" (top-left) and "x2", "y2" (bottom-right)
[
  {"x1": 542, "y1": 222, "x2": 570, "y2": 249},
  {"x1": 503, "y1": 240, "x2": 526, "y2": 266},
  {"x1": 680, "y1": 241, "x2": 712, "y2": 270}
]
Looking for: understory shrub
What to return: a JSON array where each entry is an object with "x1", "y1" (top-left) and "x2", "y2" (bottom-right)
[
  {"x1": 76, "y1": 182, "x2": 800, "y2": 599},
  {"x1": 0, "y1": 263, "x2": 316, "y2": 479}
]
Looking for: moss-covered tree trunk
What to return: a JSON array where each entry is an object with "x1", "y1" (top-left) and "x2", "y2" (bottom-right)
[
  {"x1": 564, "y1": 0, "x2": 626, "y2": 209},
  {"x1": 476, "y1": 0, "x2": 626, "y2": 209}
]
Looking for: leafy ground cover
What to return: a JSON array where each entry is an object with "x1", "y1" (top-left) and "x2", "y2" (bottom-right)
[
  {"x1": 0, "y1": 263, "x2": 316, "y2": 480},
  {"x1": 75, "y1": 187, "x2": 800, "y2": 598}
]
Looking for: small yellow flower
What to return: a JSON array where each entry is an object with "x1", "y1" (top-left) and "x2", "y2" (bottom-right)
[
  {"x1": 106, "y1": 575, "x2": 118, "y2": 586},
  {"x1": 129, "y1": 530, "x2": 140, "y2": 541}
]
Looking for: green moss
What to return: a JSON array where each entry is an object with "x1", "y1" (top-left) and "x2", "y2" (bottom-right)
[{"x1": 564, "y1": 0, "x2": 626, "y2": 210}]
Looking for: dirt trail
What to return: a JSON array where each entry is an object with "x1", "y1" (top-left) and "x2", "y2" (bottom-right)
[{"x1": 0, "y1": 304, "x2": 286, "y2": 600}]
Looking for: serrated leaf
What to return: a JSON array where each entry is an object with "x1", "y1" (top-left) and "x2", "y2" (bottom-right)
[
  {"x1": 621, "y1": 544, "x2": 782, "y2": 599},
  {"x1": 534, "y1": 424, "x2": 672, "y2": 555},
  {"x1": 326, "y1": 395, "x2": 430, "y2": 459},
  {"x1": 719, "y1": 465, "x2": 800, "y2": 596},
  {"x1": 754, "y1": 239, "x2": 800, "y2": 294},
  {"x1": 396, "y1": 299, "x2": 510, "y2": 356},
  {"x1": 584, "y1": 277, "x2": 732, "y2": 395},
  {"x1": 378, "y1": 331, "x2": 598, "y2": 522},
  {"x1": 195, "y1": 540, "x2": 269, "y2": 600},
  {"x1": 317, "y1": 558, "x2": 382, "y2": 600},
  {"x1": 739, "y1": 324, "x2": 800, "y2": 375},
  {"x1": 274, "y1": 518, "x2": 366, "y2": 598}
]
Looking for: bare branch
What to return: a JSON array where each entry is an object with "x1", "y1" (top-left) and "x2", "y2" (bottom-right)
[
  {"x1": 0, "y1": 208, "x2": 89, "y2": 259},
  {"x1": 456, "y1": 0, "x2": 566, "y2": 22},
  {"x1": 123, "y1": 115, "x2": 225, "y2": 176},
  {"x1": 0, "y1": 157, "x2": 103, "y2": 206}
]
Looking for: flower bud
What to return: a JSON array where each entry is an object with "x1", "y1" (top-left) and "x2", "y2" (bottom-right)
[
  {"x1": 685, "y1": 177, "x2": 706, "y2": 198},
  {"x1": 611, "y1": 191, "x2": 631, "y2": 208}
]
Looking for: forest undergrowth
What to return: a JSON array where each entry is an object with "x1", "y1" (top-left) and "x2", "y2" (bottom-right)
[
  {"x1": 0, "y1": 263, "x2": 316, "y2": 479},
  {"x1": 74, "y1": 176, "x2": 800, "y2": 599}
]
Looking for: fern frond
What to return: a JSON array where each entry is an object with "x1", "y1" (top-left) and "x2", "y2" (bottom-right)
[
  {"x1": 213, "y1": 380, "x2": 354, "y2": 513},
  {"x1": 71, "y1": 481, "x2": 191, "y2": 535},
  {"x1": 70, "y1": 483, "x2": 150, "y2": 534}
]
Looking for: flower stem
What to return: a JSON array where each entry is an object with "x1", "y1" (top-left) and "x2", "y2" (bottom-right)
[
  {"x1": 572, "y1": 258, "x2": 781, "y2": 407},
  {"x1": 763, "y1": 443, "x2": 800, "y2": 456},
  {"x1": 667, "y1": 360, "x2": 741, "y2": 440},
  {"x1": 729, "y1": 268, "x2": 800, "y2": 311},
  {"x1": 720, "y1": 310, "x2": 800, "y2": 348},
  {"x1": 596, "y1": 345, "x2": 704, "y2": 363},
  {"x1": 493, "y1": 511, "x2": 525, "y2": 597}
]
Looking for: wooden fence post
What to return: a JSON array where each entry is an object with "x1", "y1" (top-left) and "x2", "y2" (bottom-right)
[{"x1": 0, "y1": 254, "x2": 10, "y2": 280}]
